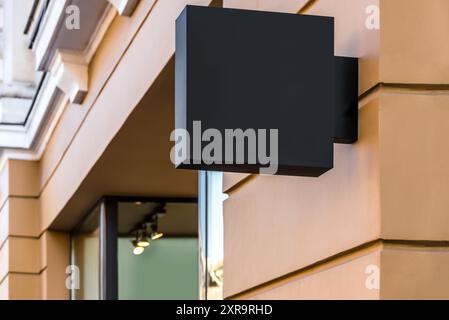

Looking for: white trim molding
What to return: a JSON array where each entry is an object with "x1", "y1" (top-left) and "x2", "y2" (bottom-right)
[
  {"x1": 0, "y1": 1, "x2": 116, "y2": 153},
  {"x1": 33, "y1": 0, "x2": 69, "y2": 71},
  {"x1": 108, "y1": 0, "x2": 139, "y2": 16},
  {"x1": 0, "y1": 73, "x2": 66, "y2": 149},
  {"x1": 50, "y1": 50, "x2": 88, "y2": 104}
]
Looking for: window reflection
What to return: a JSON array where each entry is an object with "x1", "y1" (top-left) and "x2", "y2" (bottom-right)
[
  {"x1": 71, "y1": 204, "x2": 100, "y2": 300},
  {"x1": 199, "y1": 171, "x2": 227, "y2": 300}
]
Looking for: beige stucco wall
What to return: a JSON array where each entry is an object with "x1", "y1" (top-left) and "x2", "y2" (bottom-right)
[
  {"x1": 1, "y1": 0, "x2": 212, "y2": 300},
  {"x1": 39, "y1": 0, "x2": 211, "y2": 232},
  {"x1": 223, "y1": 0, "x2": 449, "y2": 299},
  {"x1": 0, "y1": 159, "x2": 69, "y2": 300},
  {"x1": 224, "y1": 98, "x2": 380, "y2": 296},
  {"x1": 238, "y1": 243, "x2": 382, "y2": 300},
  {"x1": 2, "y1": 0, "x2": 449, "y2": 300}
]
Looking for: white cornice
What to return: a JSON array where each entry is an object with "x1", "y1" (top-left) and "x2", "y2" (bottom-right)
[
  {"x1": 0, "y1": 93, "x2": 69, "y2": 173},
  {"x1": 83, "y1": 6, "x2": 118, "y2": 63},
  {"x1": 33, "y1": 0, "x2": 69, "y2": 71},
  {"x1": 108, "y1": 0, "x2": 139, "y2": 16},
  {"x1": 0, "y1": 73, "x2": 66, "y2": 149},
  {"x1": 50, "y1": 50, "x2": 88, "y2": 104},
  {"x1": 0, "y1": 1, "x2": 122, "y2": 158},
  {"x1": 32, "y1": 0, "x2": 119, "y2": 72}
]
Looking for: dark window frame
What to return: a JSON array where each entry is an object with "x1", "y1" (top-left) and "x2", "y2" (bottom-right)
[{"x1": 70, "y1": 195, "x2": 198, "y2": 300}]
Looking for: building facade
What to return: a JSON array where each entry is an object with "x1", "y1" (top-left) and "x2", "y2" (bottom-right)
[{"x1": 0, "y1": 0, "x2": 449, "y2": 300}]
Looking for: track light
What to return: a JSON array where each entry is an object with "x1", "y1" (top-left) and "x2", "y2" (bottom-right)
[
  {"x1": 136, "y1": 230, "x2": 150, "y2": 247},
  {"x1": 133, "y1": 246, "x2": 144, "y2": 255},
  {"x1": 132, "y1": 240, "x2": 145, "y2": 255},
  {"x1": 129, "y1": 203, "x2": 166, "y2": 255},
  {"x1": 150, "y1": 221, "x2": 164, "y2": 240},
  {"x1": 149, "y1": 222, "x2": 163, "y2": 240},
  {"x1": 151, "y1": 232, "x2": 163, "y2": 240}
]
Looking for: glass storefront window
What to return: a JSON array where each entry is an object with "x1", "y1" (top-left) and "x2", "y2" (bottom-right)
[
  {"x1": 71, "y1": 204, "x2": 101, "y2": 300},
  {"x1": 118, "y1": 237, "x2": 198, "y2": 299},
  {"x1": 70, "y1": 184, "x2": 225, "y2": 301},
  {"x1": 199, "y1": 171, "x2": 227, "y2": 300},
  {"x1": 117, "y1": 200, "x2": 199, "y2": 300}
]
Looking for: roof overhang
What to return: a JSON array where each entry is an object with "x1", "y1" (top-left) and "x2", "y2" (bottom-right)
[{"x1": 0, "y1": 0, "x2": 138, "y2": 152}]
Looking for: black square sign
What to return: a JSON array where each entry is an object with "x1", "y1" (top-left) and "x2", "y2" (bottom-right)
[{"x1": 175, "y1": 5, "x2": 357, "y2": 176}]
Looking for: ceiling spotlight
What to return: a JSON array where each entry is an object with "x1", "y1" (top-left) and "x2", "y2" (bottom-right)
[
  {"x1": 132, "y1": 240, "x2": 145, "y2": 255},
  {"x1": 136, "y1": 230, "x2": 150, "y2": 247},
  {"x1": 151, "y1": 232, "x2": 163, "y2": 240},
  {"x1": 133, "y1": 246, "x2": 144, "y2": 255},
  {"x1": 129, "y1": 203, "x2": 166, "y2": 254},
  {"x1": 149, "y1": 222, "x2": 163, "y2": 240}
]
